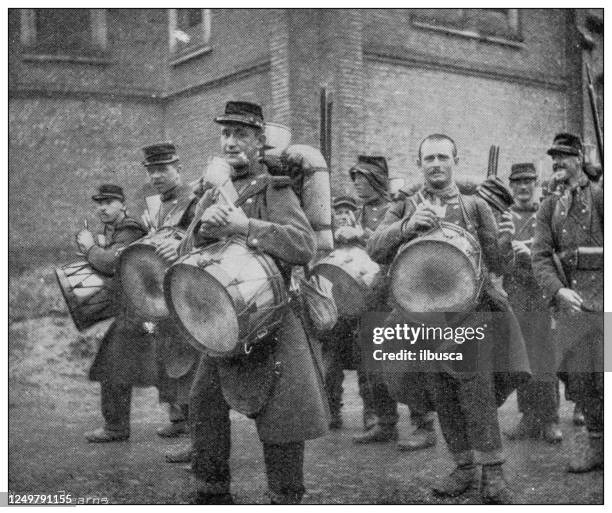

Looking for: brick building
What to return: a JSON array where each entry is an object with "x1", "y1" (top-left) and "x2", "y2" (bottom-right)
[{"x1": 8, "y1": 8, "x2": 603, "y2": 266}]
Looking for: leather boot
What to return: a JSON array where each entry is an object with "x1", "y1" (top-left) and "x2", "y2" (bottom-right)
[
  {"x1": 157, "y1": 420, "x2": 188, "y2": 438},
  {"x1": 362, "y1": 410, "x2": 378, "y2": 432},
  {"x1": 165, "y1": 444, "x2": 194, "y2": 463},
  {"x1": 504, "y1": 415, "x2": 538, "y2": 440},
  {"x1": 85, "y1": 427, "x2": 129, "y2": 443},
  {"x1": 541, "y1": 422, "x2": 563, "y2": 444},
  {"x1": 352, "y1": 424, "x2": 398, "y2": 444},
  {"x1": 568, "y1": 431, "x2": 603, "y2": 473},
  {"x1": 329, "y1": 407, "x2": 343, "y2": 430},
  {"x1": 573, "y1": 405, "x2": 585, "y2": 426},
  {"x1": 481, "y1": 464, "x2": 513, "y2": 504},
  {"x1": 397, "y1": 422, "x2": 437, "y2": 451},
  {"x1": 432, "y1": 464, "x2": 478, "y2": 497}
]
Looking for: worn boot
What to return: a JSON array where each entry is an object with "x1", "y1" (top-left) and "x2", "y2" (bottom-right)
[
  {"x1": 541, "y1": 422, "x2": 563, "y2": 444},
  {"x1": 504, "y1": 415, "x2": 538, "y2": 440},
  {"x1": 432, "y1": 464, "x2": 478, "y2": 497},
  {"x1": 397, "y1": 422, "x2": 437, "y2": 451},
  {"x1": 165, "y1": 443, "x2": 194, "y2": 463},
  {"x1": 85, "y1": 427, "x2": 129, "y2": 443},
  {"x1": 352, "y1": 423, "x2": 398, "y2": 444},
  {"x1": 157, "y1": 420, "x2": 188, "y2": 438},
  {"x1": 573, "y1": 405, "x2": 586, "y2": 426},
  {"x1": 568, "y1": 431, "x2": 603, "y2": 473},
  {"x1": 481, "y1": 464, "x2": 513, "y2": 504}
]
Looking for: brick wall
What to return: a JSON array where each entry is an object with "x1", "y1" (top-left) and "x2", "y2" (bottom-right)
[{"x1": 9, "y1": 97, "x2": 164, "y2": 265}]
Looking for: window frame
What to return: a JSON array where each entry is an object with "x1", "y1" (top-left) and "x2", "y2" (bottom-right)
[
  {"x1": 20, "y1": 8, "x2": 110, "y2": 63},
  {"x1": 411, "y1": 8, "x2": 524, "y2": 47},
  {"x1": 168, "y1": 8, "x2": 212, "y2": 66}
]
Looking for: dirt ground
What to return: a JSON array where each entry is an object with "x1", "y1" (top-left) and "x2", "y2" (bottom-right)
[{"x1": 8, "y1": 315, "x2": 603, "y2": 505}]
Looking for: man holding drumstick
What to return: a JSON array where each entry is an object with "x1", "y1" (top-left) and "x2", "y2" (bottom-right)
[
  {"x1": 78, "y1": 184, "x2": 149, "y2": 442},
  {"x1": 189, "y1": 101, "x2": 328, "y2": 504}
]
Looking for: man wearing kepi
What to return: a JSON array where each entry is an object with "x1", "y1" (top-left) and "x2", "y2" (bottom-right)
[
  {"x1": 532, "y1": 133, "x2": 603, "y2": 473},
  {"x1": 189, "y1": 101, "x2": 328, "y2": 504},
  {"x1": 79, "y1": 184, "x2": 149, "y2": 442},
  {"x1": 140, "y1": 143, "x2": 199, "y2": 445},
  {"x1": 368, "y1": 134, "x2": 523, "y2": 504},
  {"x1": 503, "y1": 163, "x2": 562, "y2": 444}
]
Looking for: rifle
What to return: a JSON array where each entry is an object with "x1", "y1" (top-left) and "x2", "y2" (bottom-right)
[
  {"x1": 585, "y1": 63, "x2": 603, "y2": 169},
  {"x1": 487, "y1": 145, "x2": 500, "y2": 177}
]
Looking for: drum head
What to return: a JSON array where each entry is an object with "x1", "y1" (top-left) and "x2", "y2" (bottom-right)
[
  {"x1": 391, "y1": 240, "x2": 477, "y2": 312},
  {"x1": 167, "y1": 263, "x2": 239, "y2": 356},
  {"x1": 120, "y1": 245, "x2": 169, "y2": 319},
  {"x1": 314, "y1": 263, "x2": 367, "y2": 318}
]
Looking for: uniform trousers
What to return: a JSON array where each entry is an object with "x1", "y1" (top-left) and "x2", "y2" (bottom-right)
[
  {"x1": 190, "y1": 356, "x2": 305, "y2": 503},
  {"x1": 516, "y1": 377, "x2": 559, "y2": 424},
  {"x1": 100, "y1": 381, "x2": 131, "y2": 432},
  {"x1": 428, "y1": 372, "x2": 503, "y2": 465}
]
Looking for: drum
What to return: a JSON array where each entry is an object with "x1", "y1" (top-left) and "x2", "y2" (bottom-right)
[
  {"x1": 55, "y1": 260, "x2": 115, "y2": 331},
  {"x1": 389, "y1": 221, "x2": 483, "y2": 313},
  {"x1": 118, "y1": 227, "x2": 185, "y2": 320},
  {"x1": 165, "y1": 237, "x2": 288, "y2": 358},
  {"x1": 312, "y1": 246, "x2": 381, "y2": 318}
]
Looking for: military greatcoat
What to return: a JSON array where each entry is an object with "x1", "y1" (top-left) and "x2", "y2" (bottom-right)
[
  {"x1": 192, "y1": 163, "x2": 329, "y2": 443},
  {"x1": 88, "y1": 216, "x2": 155, "y2": 385}
]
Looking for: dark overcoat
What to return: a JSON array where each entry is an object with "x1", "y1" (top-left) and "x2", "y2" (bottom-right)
[
  {"x1": 88, "y1": 217, "x2": 159, "y2": 386},
  {"x1": 531, "y1": 177, "x2": 603, "y2": 373},
  {"x1": 366, "y1": 188, "x2": 530, "y2": 403},
  {"x1": 192, "y1": 164, "x2": 329, "y2": 443}
]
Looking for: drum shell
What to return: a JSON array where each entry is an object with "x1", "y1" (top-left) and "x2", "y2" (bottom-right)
[
  {"x1": 312, "y1": 246, "x2": 381, "y2": 318},
  {"x1": 117, "y1": 227, "x2": 185, "y2": 321},
  {"x1": 55, "y1": 260, "x2": 116, "y2": 331},
  {"x1": 165, "y1": 237, "x2": 288, "y2": 358},
  {"x1": 389, "y1": 222, "x2": 483, "y2": 313}
]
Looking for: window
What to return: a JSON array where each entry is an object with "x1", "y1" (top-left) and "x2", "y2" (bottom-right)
[
  {"x1": 20, "y1": 8, "x2": 108, "y2": 59},
  {"x1": 169, "y1": 9, "x2": 211, "y2": 64},
  {"x1": 412, "y1": 9, "x2": 522, "y2": 43}
]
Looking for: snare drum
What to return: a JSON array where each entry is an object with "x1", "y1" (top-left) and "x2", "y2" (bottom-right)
[
  {"x1": 390, "y1": 222, "x2": 483, "y2": 313},
  {"x1": 165, "y1": 237, "x2": 288, "y2": 358},
  {"x1": 118, "y1": 227, "x2": 185, "y2": 320},
  {"x1": 312, "y1": 246, "x2": 381, "y2": 318},
  {"x1": 55, "y1": 261, "x2": 116, "y2": 331}
]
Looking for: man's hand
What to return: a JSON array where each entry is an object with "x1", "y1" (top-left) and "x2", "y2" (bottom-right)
[
  {"x1": 512, "y1": 240, "x2": 531, "y2": 259},
  {"x1": 556, "y1": 287, "x2": 583, "y2": 312},
  {"x1": 199, "y1": 204, "x2": 249, "y2": 237},
  {"x1": 335, "y1": 225, "x2": 363, "y2": 243},
  {"x1": 401, "y1": 203, "x2": 438, "y2": 238},
  {"x1": 155, "y1": 238, "x2": 180, "y2": 263},
  {"x1": 76, "y1": 229, "x2": 96, "y2": 253}
]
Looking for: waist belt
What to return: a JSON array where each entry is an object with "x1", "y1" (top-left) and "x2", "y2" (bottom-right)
[{"x1": 559, "y1": 246, "x2": 604, "y2": 271}]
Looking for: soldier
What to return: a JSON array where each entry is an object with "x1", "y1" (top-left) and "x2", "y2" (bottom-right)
[
  {"x1": 78, "y1": 184, "x2": 150, "y2": 442},
  {"x1": 503, "y1": 163, "x2": 562, "y2": 443},
  {"x1": 189, "y1": 101, "x2": 328, "y2": 504},
  {"x1": 350, "y1": 156, "x2": 437, "y2": 451},
  {"x1": 368, "y1": 134, "x2": 525, "y2": 503},
  {"x1": 139, "y1": 143, "x2": 199, "y2": 460},
  {"x1": 532, "y1": 133, "x2": 603, "y2": 473},
  {"x1": 320, "y1": 195, "x2": 365, "y2": 429}
]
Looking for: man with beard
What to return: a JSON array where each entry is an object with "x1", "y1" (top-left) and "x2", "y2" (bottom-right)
[
  {"x1": 532, "y1": 133, "x2": 603, "y2": 472},
  {"x1": 368, "y1": 134, "x2": 523, "y2": 503},
  {"x1": 503, "y1": 163, "x2": 562, "y2": 443},
  {"x1": 189, "y1": 101, "x2": 328, "y2": 504},
  {"x1": 79, "y1": 184, "x2": 149, "y2": 442}
]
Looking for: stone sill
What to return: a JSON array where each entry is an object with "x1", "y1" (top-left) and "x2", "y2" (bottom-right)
[
  {"x1": 412, "y1": 21, "x2": 526, "y2": 49},
  {"x1": 22, "y1": 53, "x2": 112, "y2": 65},
  {"x1": 170, "y1": 45, "x2": 212, "y2": 67}
]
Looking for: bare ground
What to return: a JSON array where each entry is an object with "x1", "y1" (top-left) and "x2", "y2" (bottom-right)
[{"x1": 8, "y1": 316, "x2": 603, "y2": 505}]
